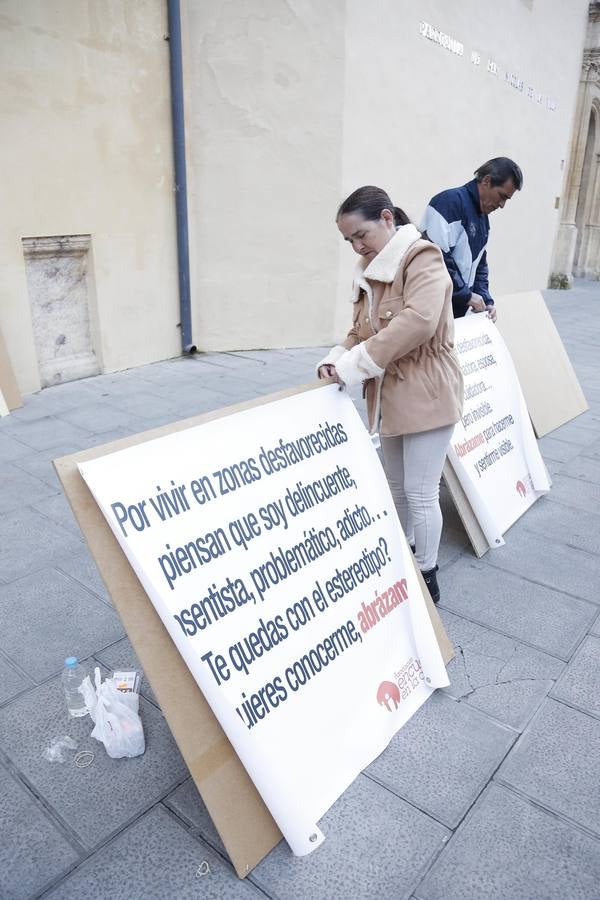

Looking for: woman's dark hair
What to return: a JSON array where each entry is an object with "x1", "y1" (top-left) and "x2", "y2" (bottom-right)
[
  {"x1": 337, "y1": 186, "x2": 411, "y2": 227},
  {"x1": 474, "y1": 157, "x2": 523, "y2": 190}
]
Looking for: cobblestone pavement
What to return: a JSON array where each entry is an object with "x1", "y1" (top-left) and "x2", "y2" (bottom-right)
[{"x1": 1, "y1": 281, "x2": 599, "y2": 899}]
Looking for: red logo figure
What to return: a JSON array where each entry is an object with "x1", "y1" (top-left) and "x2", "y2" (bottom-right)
[
  {"x1": 377, "y1": 681, "x2": 401, "y2": 711},
  {"x1": 516, "y1": 480, "x2": 527, "y2": 497}
]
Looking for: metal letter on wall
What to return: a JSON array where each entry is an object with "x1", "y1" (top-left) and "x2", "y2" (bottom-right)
[{"x1": 22, "y1": 234, "x2": 100, "y2": 387}]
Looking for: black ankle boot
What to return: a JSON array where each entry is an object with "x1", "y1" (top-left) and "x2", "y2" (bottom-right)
[{"x1": 421, "y1": 565, "x2": 440, "y2": 604}]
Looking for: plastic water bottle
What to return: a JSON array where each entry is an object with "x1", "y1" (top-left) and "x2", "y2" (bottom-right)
[{"x1": 61, "y1": 657, "x2": 88, "y2": 718}]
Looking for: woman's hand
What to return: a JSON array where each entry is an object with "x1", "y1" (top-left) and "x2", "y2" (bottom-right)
[
  {"x1": 486, "y1": 304, "x2": 497, "y2": 323},
  {"x1": 318, "y1": 364, "x2": 343, "y2": 385}
]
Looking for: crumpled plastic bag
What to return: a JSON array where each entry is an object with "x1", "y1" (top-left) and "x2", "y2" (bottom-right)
[
  {"x1": 43, "y1": 735, "x2": 78, "y2": 763},
  {"x1": 79, "y1": 667, "x2": 145, "y2": 759}
]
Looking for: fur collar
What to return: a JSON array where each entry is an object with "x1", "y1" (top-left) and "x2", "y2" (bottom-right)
[{"x1": 351, "y1": 224, "x2": 421, "y2": 301}]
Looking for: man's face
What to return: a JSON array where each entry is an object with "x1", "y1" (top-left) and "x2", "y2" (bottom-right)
[{"x1": 477, "y1": 176, "x2": 517, "y2": 215}]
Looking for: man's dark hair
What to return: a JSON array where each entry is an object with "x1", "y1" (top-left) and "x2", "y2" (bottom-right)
[
  {"x1": 337, "y1": 186, "x2": 411, "y2": 227},
  {"x1": 474, "y1": 157, "x2": 523, "y2": 190}
]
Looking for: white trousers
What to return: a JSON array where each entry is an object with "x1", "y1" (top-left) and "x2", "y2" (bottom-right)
[{"x1": 381, "y1": 424, "x2": 454, "y2": 572}]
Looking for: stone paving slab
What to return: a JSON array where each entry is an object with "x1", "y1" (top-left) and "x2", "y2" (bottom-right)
[
  {"x1": 0, "y1": 652, "x2": 34, "y2": 706},
  {"x1": 0, "y1": 570, "x2": 123, "y2": 682},
  {"x1": 507, "y1": 496, "x2": 600, "y2": 557},
  {"x1": 0, "y1": 506, "x2": 83, "y2": 582},
  {"x1": 365, "y1": 692, "x2": 516, "y2": 828},
  {"x1": 559, "y1": 454, "x2": 600, "y2": 484},
  {"x1": 550, "y1": 634, "x2": 600, "y2": 719},
  {"x1": 1, "y1": 416, "x2": 92, "y2": 451},
  {"x1": 483, "y1": 529, "x2": 600, "y2": 606},
  {"x1": 439, "y1": 610, "x2": 564, "y2": 730},
  {"x1": 33, "y1": 492, "x2": 86, "y2": 537},
  {"x1": 415, "y1": 783, "x2": 600, "y2": 900},
  {"x1": 250, "y1": 774, "x2": 450, "y2": 900},
  {"x1": 497, "y1": 698, "x2": 600, "y2": 837},
  {"x1": 0, "y1": 461, "x2": 59, "y2": 515},
  {"x1": 0, "y1": 431, "x2": 31, "y2": 463},
  {"x1": 537, "y1": 435, "x2": 584, "y2": 463},
  {"x1": 0, "y1": 676, "x2": 189, "y2": 852},
  {"x1": 12, "y1": 443, "x2": 86, "y2": 489},
  {"x1": 56, "y1": 546, "x2": 113, "y2": 606},
  {"x1": 439, "y1": 558, "x2": 595, "y2": 660},
  {"x1": 0, "y1": 763, "x2": 80, "y2": 900},
  {"x1": 43, "y1": 804, "x2": 261, "y2": 900},
  {"x1": 545, "y1": 472, "x2": 600, "y2": 515},
  {"x1": 58, "y1": 401, "x2": 150, "y2": 436}
]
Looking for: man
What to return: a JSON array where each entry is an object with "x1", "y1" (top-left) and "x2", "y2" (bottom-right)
[{"x1": 420, "y1": 157, "x2": 523, "y2": 321}]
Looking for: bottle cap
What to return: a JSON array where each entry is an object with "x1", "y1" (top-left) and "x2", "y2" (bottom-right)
[{"x1": 64, "y1": 657, "x2": 78, "y2": 668}]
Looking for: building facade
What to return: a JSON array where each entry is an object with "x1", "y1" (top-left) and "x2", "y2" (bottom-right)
[
  {"x1": 551, "y1": 1, "x2": 600, "y2": 284},
  {"x1": 0, "y1": 1, "x2": 590, "y2": 394}
]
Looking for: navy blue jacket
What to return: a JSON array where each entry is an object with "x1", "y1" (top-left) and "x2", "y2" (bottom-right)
[{"x1": 420, "y1": 179, "x2": 493, "y2": 317}]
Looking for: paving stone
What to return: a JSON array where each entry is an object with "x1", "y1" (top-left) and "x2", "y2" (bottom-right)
[
  {"x1": 0, "y1": 677, "x2": 188, "y2": 851},
  {"x1": 0, "y1": 506, "x2": 83, "y2": 582},
  {"x1": 509, "y1": 496, "x2": 600, "y2": 557},
  {"x1": 0, "y1": 570, "x2": 123, "y2": 682},
  {"x1": 0, "y1": 653, "x2": 34, "y2": 705},
  {"x1": 1, "y1": 416, "x2": 91, "y2": 451},
  {"x1": 559, "y1": 455, "x2": 600, "y2": 485},
  {"x1": 251, "y1": 774, "x2": 450, "y2": 900},
  {"x1": 56, "y1": 546, "x2": 112, "y2": 605},
  {"x1": 0, "y1": 431, "x2": 29, "y2": 462},
  {"x1": 592, "y1": 613, "x2": 600, "y2": 636},
  {"x1": 366, "y1": 692, "x2": 515, "y2": 828},
  {"x1": 415, "y1": 783, "x2": 600, "y2": 900},
  {"x1": 537, "y1": 435, "x2": 587, "y2": 463},
  {"x1": 0, "y1": 462, "x2": 60, "y2": 515},
  {"x1": 544, "y1": 472, "x2": 600, "y2": 516},
  {"x1": 58, "y1": 401, "x2": 149, "y2": 435},
  {"x1": 440, "y1": 610, "x2": 564, "y2": 730},
  {"x1": 33, "y1": 491, "x2": 84, "y2": 537},
  {"x1": 95, "y1": 637, "x2": 158, "y2": 707},
  {"x1": 551, "y1": 635, "x2": 600, "y2": 718},
  {"x1": 497, "y1": 698, "x2": 600, "y2": 836},
  {"x1": 547, "y1": 420, "x2": 600, "y2": 446},
  {"x1": 12, "y1": 442, "x2": 86, "y2": 489},
  {"x1": 0, "y1": 764, "x2": 80, "y2": 900},
  {"x1": 581, "y1": 434, "x2": 600, "y2": 461},
  {"x1": 44, "y1": 804, "x2": 258, "y2": 900},
  {"x1": 164, "y1": 778, "x2": 227, "y2": 857},
  {"x1": 440, "y1": 558, "x2": 595, "y2": 660},
  {"x1": 484, "y1": 529, "x2": 600, "y2": 605}
]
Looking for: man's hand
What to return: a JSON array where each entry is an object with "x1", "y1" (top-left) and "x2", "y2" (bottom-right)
[
  {"x1": 467, "y1": 293, "x2": 487, "y2": 313},
  {"x1": 486, "y1": 304, "x2": 497, "y2": 323}
]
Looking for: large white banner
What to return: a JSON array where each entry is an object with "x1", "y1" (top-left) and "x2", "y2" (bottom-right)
[
  {"x1": 447, "y1": 315, "x2": 551, "y2": 547},
  {"x1": 78, "y1": 385, "x2": 448, "y2": 855}
]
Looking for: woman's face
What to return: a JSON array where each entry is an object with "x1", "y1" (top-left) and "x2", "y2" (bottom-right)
[{"x1": 337, "y1": 209, "x2": 396, "y2": 259}]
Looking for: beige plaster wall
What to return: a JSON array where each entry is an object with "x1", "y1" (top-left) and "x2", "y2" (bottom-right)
[
  {"x1": 0, "y1": 1, "x2": 180, "y2": 393},
  {"x1": 332, "y1": 0, "x2": 589, "y2": 339},
  {"x1": 2, "y1": 0, "x2": 590, "y2": 383},
  {"x1": 183, "y1": 0, "x2": 345, "y2": 352}
]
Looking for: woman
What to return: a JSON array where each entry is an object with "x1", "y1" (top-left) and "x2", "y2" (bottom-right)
[{"x1": 318, "y1": 186, "x2": 463, "y2": 603}]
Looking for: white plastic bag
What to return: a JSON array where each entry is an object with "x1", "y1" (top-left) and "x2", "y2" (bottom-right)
[{"x1": 79, "y1": 667, "x2": 145, "y2": 759}]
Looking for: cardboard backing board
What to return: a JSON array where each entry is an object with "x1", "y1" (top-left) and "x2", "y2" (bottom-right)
[
  {"x1": 0, "y1": 326, "x2": 22, "y2": 411},
  {"x1": 442, "y1": 461, "x2": 490, "y2": 558},
  {"x1": 495, "y1": 290, "x2": 588, "y2": 437},
  {"x1": 54, "y1": 380, "x2": 453, "y2": 877}
]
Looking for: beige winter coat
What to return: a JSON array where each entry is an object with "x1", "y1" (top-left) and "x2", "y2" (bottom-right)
[{"x1": 321, "y1": 225, "x2": 463, "y2": 436}]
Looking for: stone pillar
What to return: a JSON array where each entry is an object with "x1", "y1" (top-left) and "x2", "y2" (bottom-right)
[{"x1": 550, "y1": 3, "x2": 600, "y2": 286}]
